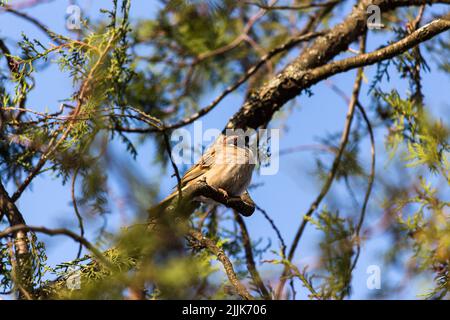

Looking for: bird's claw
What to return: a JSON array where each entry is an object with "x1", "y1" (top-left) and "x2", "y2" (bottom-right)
[{"x1": 217, "y1": 188, "x2": 230, "y2": 201}]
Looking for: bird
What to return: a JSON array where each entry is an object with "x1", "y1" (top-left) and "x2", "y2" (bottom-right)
[{"x1": 149, "y1": 134, "x2": 255, "y2": 216}]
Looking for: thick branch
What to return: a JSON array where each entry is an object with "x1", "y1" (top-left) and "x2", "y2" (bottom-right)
[
  {"x1": 227, "y1": 0, "x2": 450, "y2": 130},
  {"x1": 298, "y1": 18, "x2": 450, "y2": 91},
  {"x1": 153, "y1": 179, "x2": 256, "y2": 218},
  {"x1": 191, "y1": 180, "x2": 256, "y2": 217}
]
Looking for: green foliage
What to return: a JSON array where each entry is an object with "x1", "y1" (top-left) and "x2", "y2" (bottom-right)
[
  {"x1": 0, "y1": 234, "x2": 47, "y2": 295},
  {"x1": 373, "y1": 58, "x2": 449, "y2": 298},
  {"x1": 0, "y1": 242, "x2": 12, "y2": 294},
  {"x1": 389, "y1": 178, "x2": 450, "y2": 299},
  {"x1": 307, "y1": 209, "x2": 354, "y2": 299},
  {"x1": 376, "y1": 89, "x2": 449, "y2": 177}
]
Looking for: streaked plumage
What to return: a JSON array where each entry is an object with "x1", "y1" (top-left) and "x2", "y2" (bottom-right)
[{"x1": 151, "y1": 135, "x2": 255, "y2": 212}]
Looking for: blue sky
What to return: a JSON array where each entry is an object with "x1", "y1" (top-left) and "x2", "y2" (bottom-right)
[{"x1": 1, "y1": 0, "x2": 449, "y2": 299}]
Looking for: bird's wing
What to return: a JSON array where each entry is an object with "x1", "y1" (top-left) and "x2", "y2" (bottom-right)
[
  {"x1": 149, "y1": 145, "x2": 219, "y2": 218},
  {"x1": 179, "y1": 147, "x2": 216, "y2": 186}
]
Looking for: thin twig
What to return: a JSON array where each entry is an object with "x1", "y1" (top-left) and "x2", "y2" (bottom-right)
[
  {"x1": 349, "y1": 100, "x2": 376, "y2": 273},
  {"x1": 2, "y1": 5, "x2": 64, "y2": 45},
  {"x1": 288, "y1": 263, "x2": 320, "y2": 299},
  {"x1": 325, "y1": 85, "x2": 376, "y2": 286},
  {"x1": 245, "y1": 0, "x2": 339, "y2": 11},
  {"x1": 71, "y1": 167, "x2": 85, "y2": 260},
  {"x1": 1, "y1": 0, "x2": 54, "y2": 10},
  {"x1": 255, "y1": 204, "x2": 286, "y2": 257},
  {"x1": 188, "y1": 229, "x2": 254, "y2": 300},
  {"x1": 166, "y1": 31, "x2": 323, "y2": 131},
  {"x1": 408, "y1": 5, "x2": 426, "y2": 106},
  {"x1": 11, "y1": 33, "x2": 117, "y2": 202},
  {"x1": 192, "y1": 0, "x2": 278, "y2": 63},
  {"x1": 117, "y1": 24, "x2": 320, "y2": 135},
  {"x1": 0, "y1": 224, "x2": 115, "y2": 270},
  {"x1": 234, "y1": 211, "x2": 271, "y2": 299},
  {"x1": 162, "y1": 131, "x2": 183, "y2": 205},
  {"x1": 114, "y1": 31, "x2": 324, "y2": 134}
]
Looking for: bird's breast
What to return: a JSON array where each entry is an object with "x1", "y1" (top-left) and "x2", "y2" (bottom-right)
[{"x1": 203, "y1": 146, "x2": 255, "y2": 196}]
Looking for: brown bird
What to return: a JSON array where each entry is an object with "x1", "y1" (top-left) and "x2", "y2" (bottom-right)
[{"x1": 151, "y1": 134, "x2": 255, "y2": 214}]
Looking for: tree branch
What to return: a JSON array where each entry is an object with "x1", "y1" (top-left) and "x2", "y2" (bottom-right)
[
  {"x1": 153, "y1": 179, "x2": 256, "y2": 218},
  {"x1": 323, "y1": 84, "x2": 377, "y2": 294},
  {"x1": 234, "y1": 211, "x2": 271, "y2": 299},
  {"x1": 71, "y1": 167, "x2": 85, "y2": 260},
  {"x1": 0, "y1": 224, "x2": 115, "y2": 270},
  {"x1": 0, "y1": 38, "x2": 19, "y2": 73},
  {"x1": 255, "y1": 204, "x2": 286, "y2": 256},
  {"x1": 0, "y1": 180, "x2": 32, "y2": 296},
  {"x1": 245, "y1": 0, "x2": 340, "y2": 11},
  {"x1": 112, "y1": 31, "x2": 324, "y2": 133},
  {"x1": 193, "y1": 180, "x2": 256, "y2": 216},
  {"x1": 188, "y1": 229, "x2": 254, "y2": 300},
  {"x1": 226, "y1": 1, "x2": 450, "y2": 131},
  {"x1": 349, "y1": 100, "x2": 376, "y2": 274}
]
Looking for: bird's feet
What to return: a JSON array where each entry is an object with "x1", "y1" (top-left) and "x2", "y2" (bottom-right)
[{"x1": 217, "y1": 187, "x2": 230, "y2": 201}]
